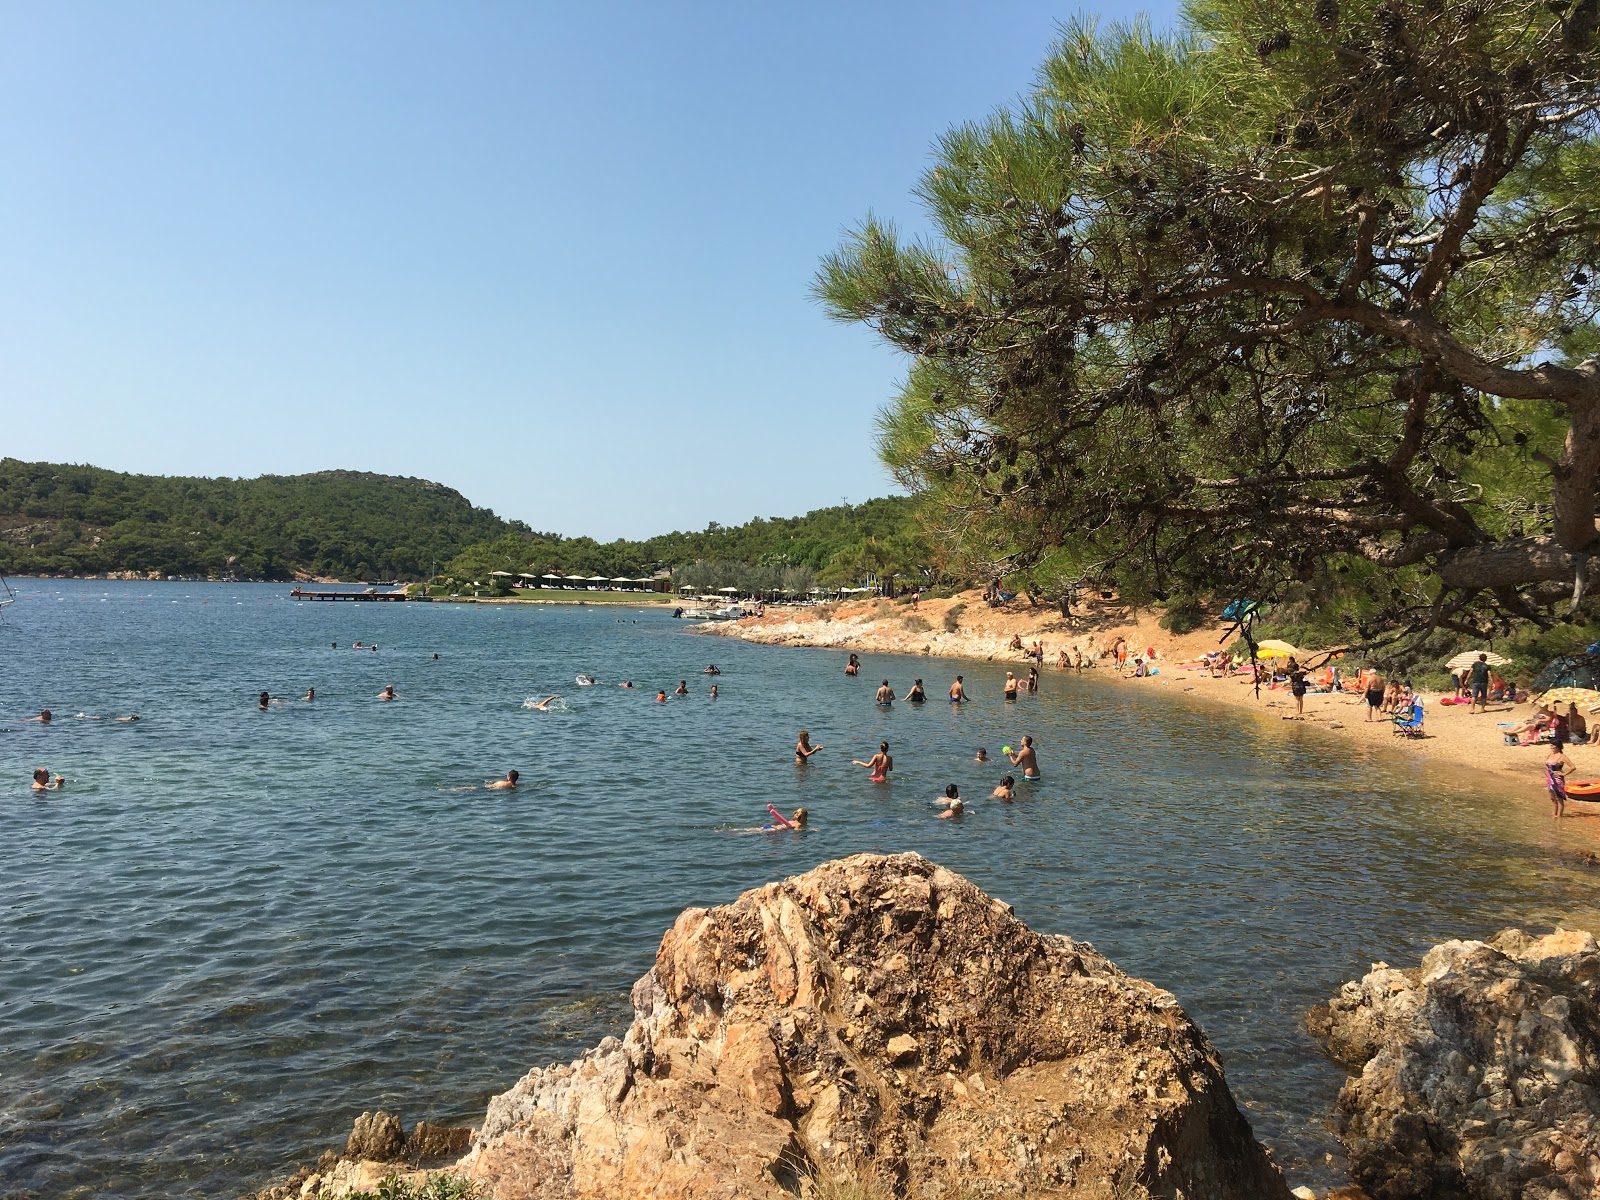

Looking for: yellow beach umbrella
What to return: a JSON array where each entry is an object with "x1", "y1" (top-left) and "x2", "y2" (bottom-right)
[
  {"x1": 1538, "y1": 687, "x2": 1600, "y2": 707},
  {"x1": 1254, "y1": 639, "x2": 1301, "y2": 659}
]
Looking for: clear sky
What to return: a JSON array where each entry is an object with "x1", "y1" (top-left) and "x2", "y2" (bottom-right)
[{"x1": 1, "y1": 1, "x2": 1176, "y2": 540}]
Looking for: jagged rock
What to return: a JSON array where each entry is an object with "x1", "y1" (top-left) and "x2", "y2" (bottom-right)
[
  {"x1": 1308, "y1": 927, "x2": 1600, "y2": 1200},
  {"x1": 460, "y1": 851, "x2": 1289, "y2": 1199},
  {"x1": 344, "y1": 1110, "x2": 404, "y2": 1162},
  {"x1": 404, "y1": 1121, "x2": 474, "y2": 1164}
]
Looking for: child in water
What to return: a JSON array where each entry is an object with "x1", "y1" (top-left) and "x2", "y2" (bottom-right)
[{"x1": 937, "y1": 784, "x2": 965, "y2": 819}]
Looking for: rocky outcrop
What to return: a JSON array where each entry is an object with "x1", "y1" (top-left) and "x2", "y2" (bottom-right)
[
  {"x1": 456, "y1": 852, "x2": 1287, "y2": 1199},
  {"x1": 1307, "y1": 928, "x2": 1600, "y2": 1200}
]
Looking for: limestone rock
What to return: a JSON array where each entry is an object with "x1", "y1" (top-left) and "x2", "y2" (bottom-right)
[
  {"x1": 1308, "y1": 927, "x2": 1600, "y2": 1200},
  {"x1": 463, "y1": 851, "x2": 1289, "y2": 1199},
  {"x1": 344, "y1": 1110, "x2": 404, "y2": 1162},
  {"x1": 404, "y1": 1121, "x2": 474, "y2": 1164}
]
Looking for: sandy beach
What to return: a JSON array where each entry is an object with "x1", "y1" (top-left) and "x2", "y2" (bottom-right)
[{"x1": 695, "y1": 589, "x2": 1596, "y2": 807}]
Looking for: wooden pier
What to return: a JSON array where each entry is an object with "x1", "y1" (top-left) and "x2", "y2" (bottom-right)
[{"x1": 289, "y1": 587, "x2": 419, "y2": 602}]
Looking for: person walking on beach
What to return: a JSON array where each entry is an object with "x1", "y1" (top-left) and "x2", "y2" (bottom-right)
[
  {"x1": 1288, "y1": 665, "x2": 1307, "y2": 718},
  {"x1": 949, "y1": 676, "x2": 967, "y2": 702},
  {"x1": 1363, "y1": 671, "x2": 1385, "y2": 723},
  {"x1": 1547, "y1": 737, "x2": 1574, "y2": 818},
  {"x1": 1006, "y1": 736, "x2": 1040, "y2": 781},
  {"x1": 876, "y1": 680, "x2": 896, "y2": 706},
  {"x1": 1469, "y1": 653, "x2": 1492, "y2": 713},
  {"x1": 852, "y1": 742, "x2": 892, "y2": 782},
  {"x1": 795, "y1": 731, "x2": 823, "y2": 764}
]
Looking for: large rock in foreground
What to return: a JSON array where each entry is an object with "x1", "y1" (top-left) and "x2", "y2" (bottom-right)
[
  {"x1": 1307, "y1": 928, "x2": 1600, "y2": 1200},
  {"x1": 459, "y1": 852, "x2": 1287, "y2": 1199}
]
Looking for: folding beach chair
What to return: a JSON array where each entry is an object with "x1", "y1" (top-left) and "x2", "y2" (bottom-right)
[{"x1": 1391, "y1": 699, "x2": 1425, "y2": 738}]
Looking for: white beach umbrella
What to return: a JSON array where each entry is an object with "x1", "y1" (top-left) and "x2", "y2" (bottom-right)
[
  {"x1": 1445, "y1": 650, "x2": 1508, "y2": 670},
  {"x1": 489, "y1": 571, "x2": 513, "y2": 577},
  {"x1": 717, "y1": 586, "x2": 740, "y2": 593}
]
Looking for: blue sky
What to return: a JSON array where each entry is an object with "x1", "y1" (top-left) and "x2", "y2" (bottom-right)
[{"x1": 1, "y1": 1, "x2": 1177, "y2": 539}]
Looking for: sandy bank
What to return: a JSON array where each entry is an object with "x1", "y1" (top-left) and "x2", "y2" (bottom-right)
[{"x1": 694, "y1": 590, "x2": 1594, "y2": 805}]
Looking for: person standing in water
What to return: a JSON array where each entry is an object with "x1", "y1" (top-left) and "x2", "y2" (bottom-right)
[
  {"x1": 31, "y1": 768, "x2": 64, "y2": 791},
  {"x1": 992, "y1": 776, "x2": 1016, "y2": 801},
  {"x1": 845, "y1": 653, "x2": 860, "y2": 676},
  {"x1": 795, "y1": 731, "x2": 823, "y2": 764},
  {"x1": 1547, "y1": 736, "x2": 1574, "y2": 818},
  {"x1": 376, "y1": 685, "x2": 397, "y2": 701},
  {"x1": 948, "y1": 676, "x2": 967, "y2": 703},
  {"x1": 1003, "y1": 672, "x2": 1019, "y2": 700},
  {"x1": 906, "y1": 679, "x2": 927, "y2": 703},
  {"x1": 875, "y1": 680, "x2": 896, "y2": 706},
  {"x1": 258, "y1": 692, "x2": 271, "y2": 711},
  {"x1": 1007, "y1": 736, "x2": 1040, "y2": 781},
  {"x1": 709, "y1": 684, "x2": 718, "y2": 699},
  {"x1": 852, "y1": 742, "x2": 893, "y2": 782},
  {"x1": 674, "y1": 680, "x2": 689, "y2": 696}
]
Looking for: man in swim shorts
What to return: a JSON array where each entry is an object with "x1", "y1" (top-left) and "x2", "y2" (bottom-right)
[
  {"x1": 1007, "y1": 736, "x2": 1040, "y2": 781},
  {"x1": 1469, "y1": 653, "x2": 1491, "y2": 713},
  {"x1": 1003, "y1": 672, "x2": 1019, "y2": 699},
  {"x1": 949, "y1": 676, "x2": 967, "y2": 702},
  {"x1": 875, "y1": 680, "x2": 895, "y2": 705},
  {"x1": 1363, "y1": 671, "x2": 1385, "y2": 722}
]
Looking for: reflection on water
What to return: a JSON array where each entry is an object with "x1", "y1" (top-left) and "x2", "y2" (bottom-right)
[{"x1": 2, "y1": 582, "x2": 1597, "y2": 1197}]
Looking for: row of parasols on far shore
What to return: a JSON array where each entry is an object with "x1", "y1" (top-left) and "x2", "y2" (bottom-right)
[{"x1": 1246, "y1": 639, "x2": 1600, "y2": 712}]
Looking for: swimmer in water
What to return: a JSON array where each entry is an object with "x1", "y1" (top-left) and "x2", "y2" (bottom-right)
[
  {"x1": 331, "y1": 643, "x2": 338, "y2": 649},
  {"x1": 432, "y1": 653, "x2": 440, "y2": 661},
  {"x1": 975, "y1": 747, "x2": 989, "y2": 763},
  {"x1": 258, "y1": 692, "x2": 271, "y2": 711},
  {"x1": 114, "y1": 714, "x2": 139, "y2": 723},
  {"x1": 675, "y1": 681, "x2": 689, "y2": 696},
  {"x1": 301, "y1": 687, "x2": 315, "y2": 701},
  {"x1": 31, "y1": 767, "x2": 64, "y2": 791},
  {"x1": 851, "y1": 742, "x2": 893, "y2": 782},
  {"x1": 763, "y1": 804, "x2": 809, "y2": 831},
  {"x1": 377, "y1": 685, "x2": 397, "y2": 701},
  {"x1": 948, "y1": 676, "x2": 967, "y2": 703},
  {"x1": 370, "y1": 645, "x2": 378, "y2": 652},
  {"x1": 875, "y1": 680, "x2": 896, "y2": 705},
  {"x1": 527, "y1": 696, "x2": 562, "y2": 711},
  {"x1": 704, "y1": 665, "x2": 721, "y2": 675},
  {"x1": 937, "y1": 784, "x2": 964, "y2": 819},
  {"x1": 992, "y1": 776, "x2": 1016, "y2": 801},
  {"x1": 845, "y1": 653, "x2": 860, "y2": 677},
  {"x1": 1006, "y1": 736, "x2": 1040, "y2": 781},
  {"x1": 619, "y1": 681, "x2": 634, "y2": 689},
  {"x1": 709, "y1": 684, "x2": 718, "y2": 699},
  {"x1": 354, "y1": 642, "x2": 363, "y2": 649},
  {"x1": 906, "y1": 679, "x2": 926, "y2": 703},
  {"x1": 23, "y1": 709, "x2": 52, "y2": 724},
  {"x1": 485, "y1": 770, "x2": 519, "y2": 791},
  {"x1": 795, "y1": 730, "x2": 823, "y2": 764},
  {"x1": 655, "y1": 689, "x2": 667, "y2": 703}
]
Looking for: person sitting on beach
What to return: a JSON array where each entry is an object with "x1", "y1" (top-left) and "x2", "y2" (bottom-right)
[
  {"x1": 876, "y1": 680, "x2": 896, "y2": 706},
  {"x1": 1512, "y1": 708, "x2": 1555, "y2": 744},
  {"x1": 485, "y1": 770, "x2": 519, "y2": 791},
  {"x1": 377, "y1": 685, "x2": 397, "y2": 701},
  {"x1": 975, "y1": 747, "x2": 989, "y2": 762},
  {"x1": 1009, "y1": 633, "x2": 1024, "y2": 652},
  {"x1": 763, "y1": 804, "x2": 808, "y2": 831},
  {"x1": 845, "y1": 654, "x2": 860, "y2": 677},
  {"x1": 1057, "y1": 649, "x2": 1070, "y2": 669},
  {"x1": 906, "y1": 679, "x2": 927, "y2": 703},
  {"x1": 852, "y1": 742, "x2": 892, "y2": 782},
  {"x1": 795, "y1": 731, "x2": 823, "y2": 764},
  {"x1": 1132, "y1": 658, "x2": 1147, "y2": 678},
  {"x1": 528, "y1": 695, "x2": 562, "y2": 711},
  {"x1": 31, "y1": 767, "x2": 64, "y2": 791},
  {"x1": 1547, "y1": 737, "x2": 1574, "y2": 818},
  {"x1": 949, "y1": 676, "x2": 968, "y2": 702},
  {"x1": 936, "y1": 784, "x2": 965, "y2": 819},
  {"x1": 1568, "y1": 704, "x2": 1589, "y2": 744},
  {"x1": 1003, "y1": 672, "x2": 1019, "y2": 699},
  {"x1": 674, "y1": 680, "x2": 689, "y2": 696},
  {"x1": 992, "y1": 776, "x2": 1016, "y2": 801},
  {"x1": 23, "y1": 708, "x2": 53, "y2": 724},
  {"x1": 1006, "y1": 736, "x2": 1040, "y2": 781}
]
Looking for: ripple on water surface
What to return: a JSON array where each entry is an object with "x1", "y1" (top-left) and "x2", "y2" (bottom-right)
[{"x1": 3, "y1": 581, "x2": 1598, "y2": 1197}]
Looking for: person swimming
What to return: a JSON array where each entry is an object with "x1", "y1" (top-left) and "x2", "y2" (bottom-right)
[
  {"x1": 674, "y1": 680, "x2": 689, "y2": 696},
  {"x1": 301, "y1": 687, "x2": 315, "y2": 701},
  {"x1": 875, "y1": 680, "x2": 895, "y2": 706},
  {"x1": 655, "y1": 689, "x2": 667, "y2": 702},
  {"x1": 527, "y1": 695, "x2": 562, "y2": 711},
  {"x1": 906, "y1": 679, "x2": 926, "y2": 703},
  {"x1": 24, "y1": 709, "x2": 53, "y2": 724},
  {"x1": 795, "y1": 730, "x2": 823, "y2": 764},
  {"x1": 974, "y1": 747, "x2": 989, "y2": 763},
  {"x1": 992, "y1": 776, "x2": 1016, "y2": 801},
  {"x1": 937, "y1": 785, "x2": 965, "y2": 820},
  {"x1": 619, "y1": 681, "x2": 635, "y2": 688},
  {"x1": 485, "y1": 770, "x2": 519, "y2": 791},
  {"x1": 376, "y1": 685, "x2": 397, "y2": 701},
  {"x1": 31, "y1": 767, "x2": 64, "y2": 791},
  {"x1": 763, "y1": 804, "x2": 808, "y2": 831},
  {"x1": 852, "y1": 742, "x2": 892, "y2": 782},
  {"x1": 258, "y1": 692, "x2": 271, "y2": 711},
  {"x1": 704, "y1": 665, "x2": 721, "y2": 675},
  {"x1": 709, "y1": 684, "x2": 718, "y2": 699},
  {"x1": 113, "y1": 714, "x2": 139, "y2": 722}
]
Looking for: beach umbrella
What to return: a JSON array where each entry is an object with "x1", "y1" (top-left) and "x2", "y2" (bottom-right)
[
  {"x1": 1532, "y1": 654, "x2": 1600, "y2": 695},
  {"x1": 1537, "y1": 686, "x2": 1600, "y2": 708},
  {"x1": 717, "y1": 586, "x2": 739, "y2": 594},
  {"x1": 1254, "y1": 639, "x2": 1301, "y2": 658},
  {"x1": 1445, "y1": 650, "x2": 1508, "y2": 670},
  {"x1": 489, "y1": 570, "x2": 512, "y2": 577}
]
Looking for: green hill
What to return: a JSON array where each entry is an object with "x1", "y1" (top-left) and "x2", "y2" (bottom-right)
[{"x1": 0, "y1": 459, "x2": 522, "y2": 580}]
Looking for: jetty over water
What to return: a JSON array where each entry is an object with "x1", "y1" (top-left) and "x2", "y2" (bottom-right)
[{"x1": 289, "y1": 587, "x2": 418, "y2": 602}]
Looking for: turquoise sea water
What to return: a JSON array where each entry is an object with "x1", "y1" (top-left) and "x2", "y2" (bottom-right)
[{"x1": 3, "y1": 581, "x2": 1598, "y2": 1198}]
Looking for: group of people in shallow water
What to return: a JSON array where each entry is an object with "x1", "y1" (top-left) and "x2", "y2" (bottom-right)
[
  {"x1": 20, "y1": 708, "x2": 136, "y2": 793},
  {"x1": 780, "y1": 658, "x2": 1044, "y2": 826}
]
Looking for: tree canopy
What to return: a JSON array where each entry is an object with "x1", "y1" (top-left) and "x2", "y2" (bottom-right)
[{"x1": 819, "y1": 0, "x2": 1600, "y2": 645}]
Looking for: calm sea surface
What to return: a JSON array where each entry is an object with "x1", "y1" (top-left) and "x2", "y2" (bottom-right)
[{"x1": 3, "y1": 581, "x2": 1598, "y2": 1198}]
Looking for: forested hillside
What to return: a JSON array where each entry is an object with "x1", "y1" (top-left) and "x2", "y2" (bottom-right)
[{"x1": 0, "y1": 460, "x2": 521, "y2": 580}]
